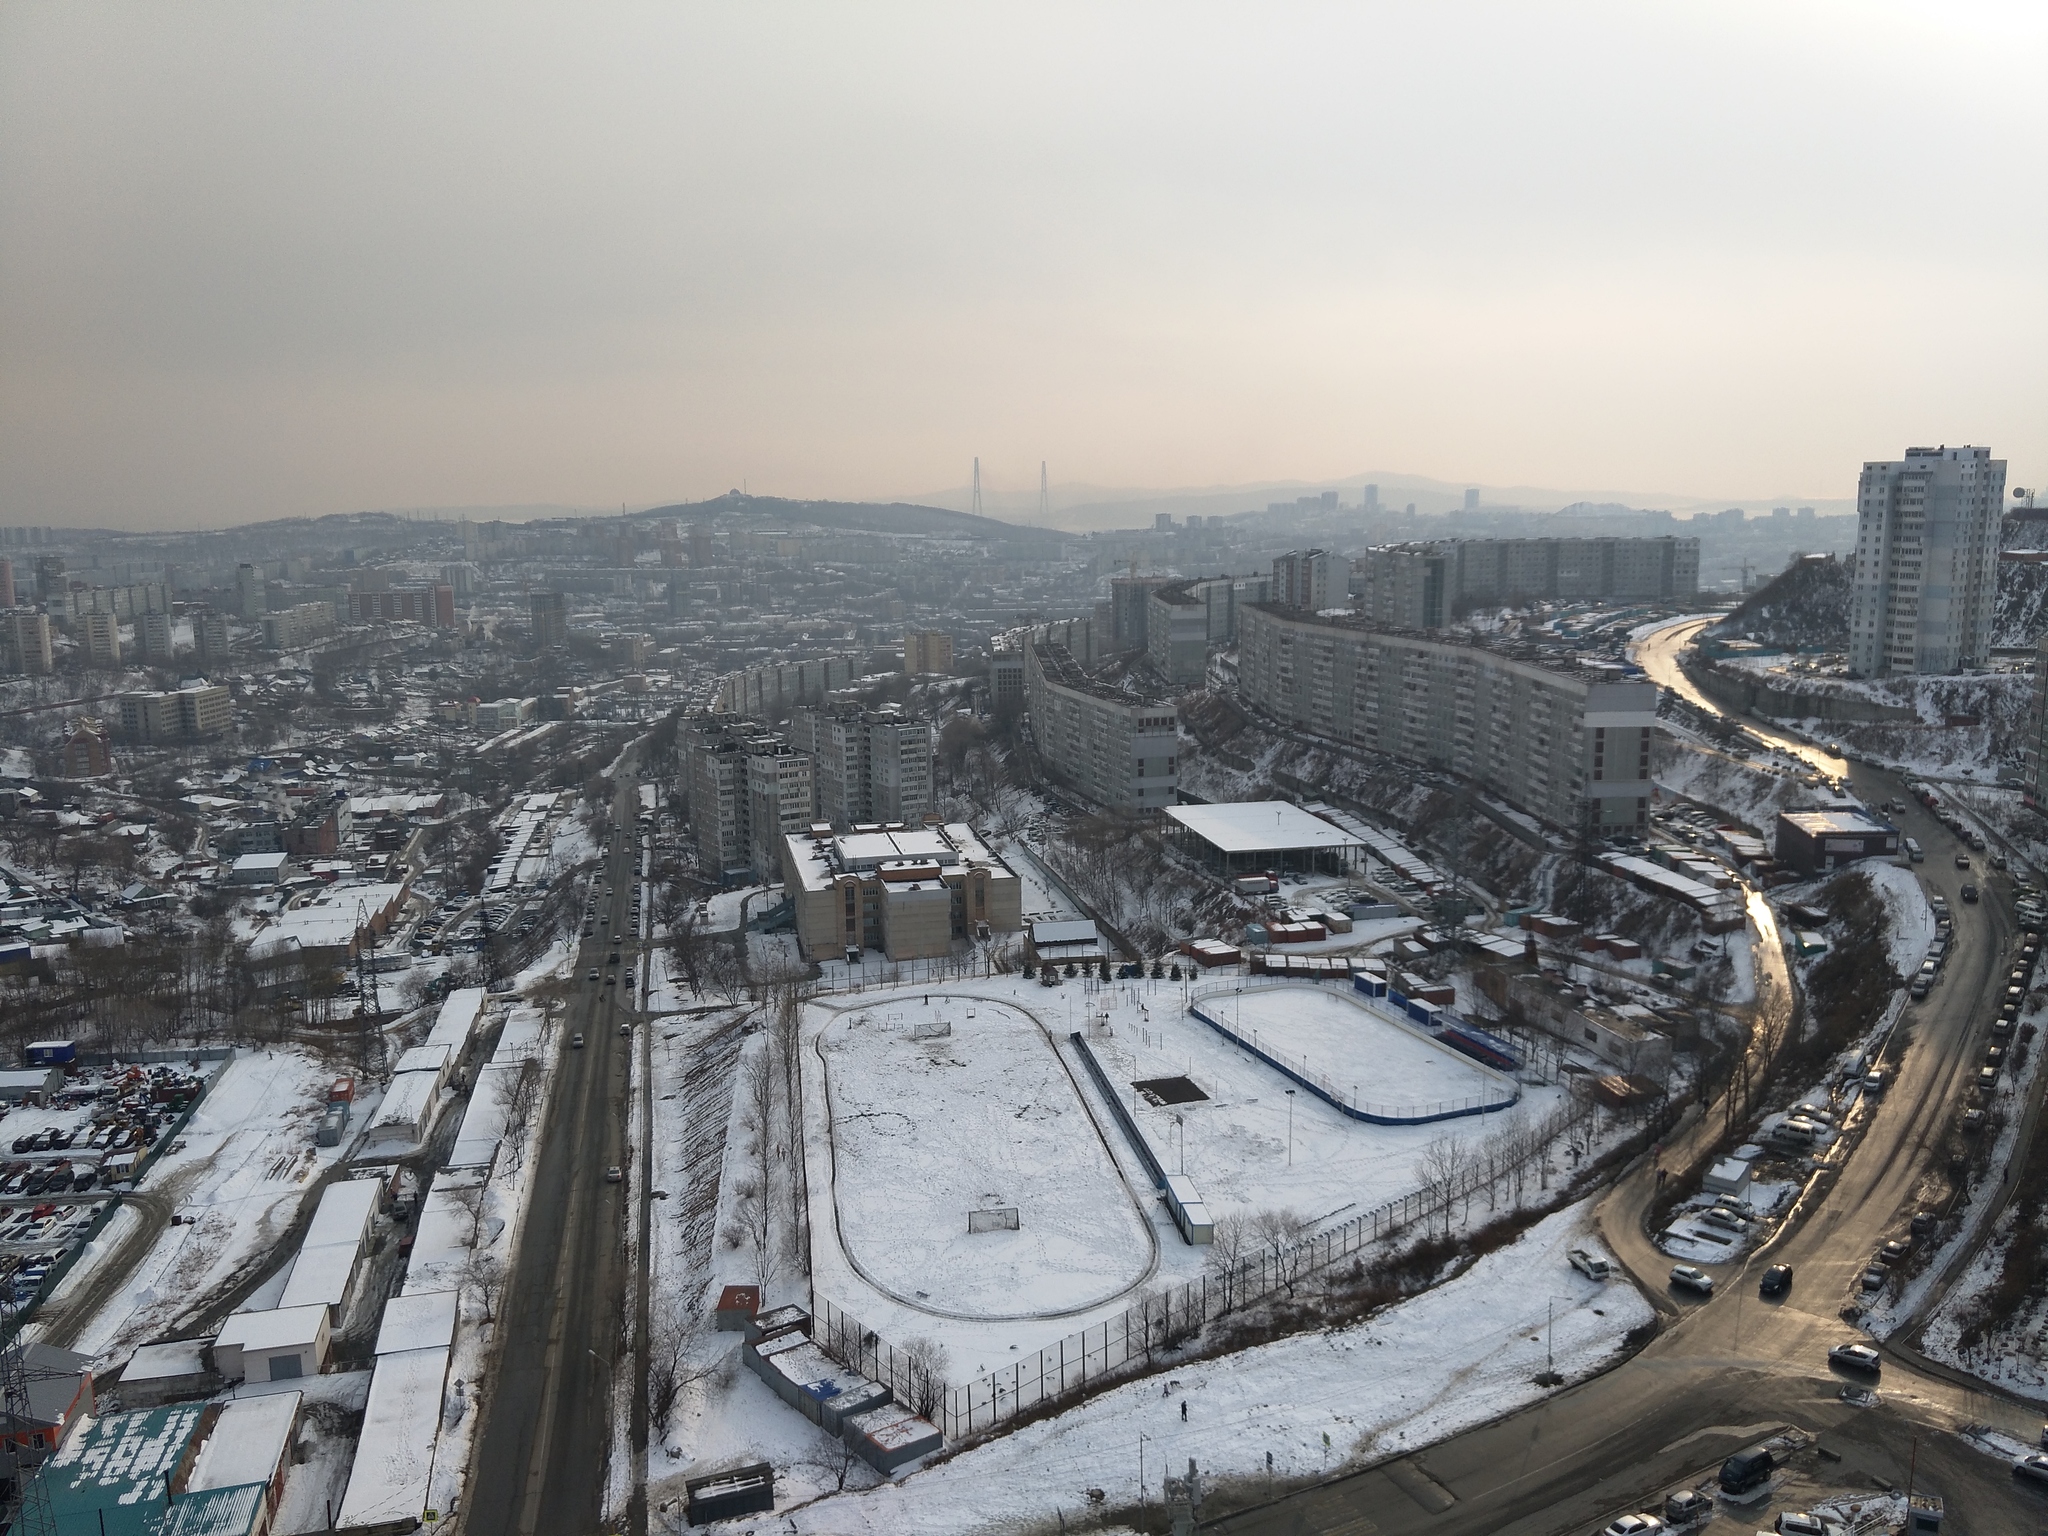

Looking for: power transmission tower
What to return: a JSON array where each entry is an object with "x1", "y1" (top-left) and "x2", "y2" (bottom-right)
[
  {"x1": 972, "y1": 458, "x2": 983, "y2": 518},
  {"x1": 1039, "y1": 461, "x2": 1050, "y2": 525},
  {"x1": 0, "y1": 1306, "x2": 58, "y2": 1536}
]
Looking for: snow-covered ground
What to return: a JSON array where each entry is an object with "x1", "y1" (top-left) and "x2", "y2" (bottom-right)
[
  {"x1": 53, "y1": 1047, "x2": 368, "y2": 1363},
  {"x1": 801, "y1": 975, "x2": 1598, "y2": 1379},
  {"x1": 771, "y1": 1198, "x2": 1651, "y2": 1535},
  {"x1": 820, "y1": 1000, "x2": 1154, "y2": 1319}
]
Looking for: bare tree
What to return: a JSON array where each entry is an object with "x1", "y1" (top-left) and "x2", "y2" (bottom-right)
[
  {"x1": 495, "y1": 1057, "x2": 543, "y2": 1163},
  {"x1": 647, "y1": 1293, "x2": 719, "y2": 1435},
  {"x1": 898, "y1": 1336, "x2": 950, "y2": 1419},
  {"x1": 464, "y1": 1248, "x2": 505, "y2": 1322}
]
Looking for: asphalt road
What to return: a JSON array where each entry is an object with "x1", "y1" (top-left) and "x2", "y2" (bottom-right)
[
  {"x1": 1207, "y1": 643, "x2": 2048, "y2": 1534},
  {"x1": 463, "y1": 763, "x2": 641, "y2": 1536}
]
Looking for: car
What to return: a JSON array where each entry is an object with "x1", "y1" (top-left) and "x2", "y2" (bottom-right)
[
  {"x1": 1669, "y1": 1265, "x2": 1713, "y2": 1295},
  {"x1": 605, "y1": 975, "x2": 616, "y2": 985},
  {"x1": 619, "y1": 1022, "x2": 632, "y2": 1036},
  {"x1": 588, "y1": 969, "x2": 600, "y2": 982},
  {"x1": 605, "y1": 1166, "x2": 623, "y2": 1184},
  {"x1": 1911, "y1": 1210, "x2": 1937, "y2": 1237},
  {"x1": 1995, "y1": 854, "x2": 2010, "y2": 871},
  {"x1": 1956, "y1": 853, "x2": 1972, "y2": 869},
  {"x1": 1828, "y1": 1342, "x2": 1882, "y2": 1374},
  {"x1": 1661, "y1": 1489, "x2": 1711, "y2": 1525},
  {"x1": 571, "y1": 1033, "x2": 585, "y2": 1049},
  {"x1": 1719, "y1": 1446, "x2": 1775, "y2": 1495},
  {"x1": 1776, "y1": 1515, "x2": 1825, "y2": 1536},
  {"x1": 2016, "y1": 1453, "x2": 2048, "y2": 1487},
  {"x1": 1962, "y1": 884, "x2": 1980, "y2": 903},
  {"x1": 1759, "y1": 1264, "x2": 1793, "y2": 1297},
  {"x1": 1863, "y1": 1068, "x2": 1887, "y2": 1094},
  {"x1": 608, "y1": 952, "x2": 621, "y2": 965},
  {"x1": 1599, "y1": 1516, "x2": 1664, "y2": 1536}
]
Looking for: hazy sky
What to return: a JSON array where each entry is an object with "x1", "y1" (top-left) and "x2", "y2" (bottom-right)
[{"x1": 4, "y1": 3, "x2": 2045, "y2": 529}]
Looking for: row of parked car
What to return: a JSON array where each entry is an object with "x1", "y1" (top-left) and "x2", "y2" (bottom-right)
[{"x1": 0, "y1": 1161, "x2": 101, "y2": 1197}]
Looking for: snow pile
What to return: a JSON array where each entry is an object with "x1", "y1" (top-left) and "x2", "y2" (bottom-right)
[{"x1": 775, "y1": 1198, "x2": 1652, "y2": 1535}]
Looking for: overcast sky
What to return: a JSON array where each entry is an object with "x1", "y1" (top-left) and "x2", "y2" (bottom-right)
[{"x1": 3, "y1": 3, "x2": 2044, "y2": 529}]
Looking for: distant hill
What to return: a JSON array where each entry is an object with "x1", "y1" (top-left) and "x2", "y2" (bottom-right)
[{"x1": 640, "y1": 492, "x2": 1061, "y2": 546}]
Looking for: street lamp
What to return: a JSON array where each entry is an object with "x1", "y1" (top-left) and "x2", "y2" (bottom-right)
[{"x1": 1285, "y1": 1089, "x2": 1296, "y2": 1168}]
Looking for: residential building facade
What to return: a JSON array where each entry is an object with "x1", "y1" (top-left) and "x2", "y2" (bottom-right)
[
  {"x1": 80, "y1": 612, "x2": 120, "y2": 668},
  {"x1": 1236, "y1": 604, "x2": 1658, "y2": 835},
  {"x1": 787, "y1": 702, "x2": 934, "y2": 828},
  {"x1": 9, "y1": 611, "x2": 52, "y2": 674},
  {"x1": 1352, "y1": 536, "x2": 1701, "y2": 627},
  {"x1": 1848, "y1": 445, "x2": 2005, "y2": 676},
  {"x1": 902, "y1": 630, "x2": 954, "y2": 675},
  {"x1": 1270, "y1": 549, "x2": 1334, "y2": 612},
  {"x1": 1023, "y1": 642, "x2": 1178, "y2": 812}
]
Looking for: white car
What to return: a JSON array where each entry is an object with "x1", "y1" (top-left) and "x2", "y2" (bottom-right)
[
  {"x1": 1668, "y1": 1265, "x2": 1713, "y2": 1295},
  {"x1": 1599, "y1": 1517, "x2": 1665, "y2": 1536},
  {"x1": 1828, "y1": 1342, "x2": 1882, "y2": 1375}
]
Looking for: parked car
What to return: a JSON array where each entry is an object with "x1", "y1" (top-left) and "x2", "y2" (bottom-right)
[
  {"x1": 1669, "y1": 1265, "x2": 1713, "y2": 1296},
  {"x1": 1828, "y1": 1342, "x2": 1882, "y2": 1375},
  {"x1": 2015, "y1": 1453, "x2": 2048, "y2": 1487},
  {"x1": 1599, "y1": 1517, "x2": 1664, "y2": 1536},
  {"x1": 1661, "y1": 1489, "x2": 1711, "y2": 1525},
  {"x1": 1719, "y1": 1446, "x2": 1774, "y2": 1495},
  {"x1": 1569, "y1": 1249, "x2": 1610, "y2": 1281},
  {"x1": 1759, "y1": 1264, "x2": 1793, "y2": 1297}
]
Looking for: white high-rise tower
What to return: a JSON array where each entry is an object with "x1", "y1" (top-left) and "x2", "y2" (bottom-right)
[{"x1": 1848, "y1": 445, "x2": 2004, "y2": 677}]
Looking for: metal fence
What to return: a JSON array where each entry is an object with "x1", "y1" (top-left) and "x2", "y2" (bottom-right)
[{"x1": 811, "y1": 1089, "x2": 1602, "y2": 1443}]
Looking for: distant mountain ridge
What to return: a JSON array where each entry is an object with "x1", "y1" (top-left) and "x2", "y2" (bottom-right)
[{"x1": 639, "y1": 491, "x2": 1060, "y2": 544}]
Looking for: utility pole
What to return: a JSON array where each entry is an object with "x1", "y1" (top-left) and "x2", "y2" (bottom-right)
[
  {"x1": 972, "y1": 458, "x2": 983, "y2": 518},
  {"x1": 1039, "y1": 461, "x2": 1050, "y2": 525}
]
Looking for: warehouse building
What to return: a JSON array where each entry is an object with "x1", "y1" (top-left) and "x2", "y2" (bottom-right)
[
  {"x1": 1236, "y1": 604, "x2": 1658, "y2": 836},
  {"x1": 1773, "y1": 808, "x2": 1901, "y2": 876}
]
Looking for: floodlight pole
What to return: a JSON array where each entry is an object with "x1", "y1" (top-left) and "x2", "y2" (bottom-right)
[{"x1": 1286, "y1": 1089, "x2": 1296, "y2": 1167}]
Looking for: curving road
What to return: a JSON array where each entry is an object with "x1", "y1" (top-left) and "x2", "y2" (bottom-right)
[{"x1": 1204, "y1": 620, "x2": 2048, "y2": 1534}]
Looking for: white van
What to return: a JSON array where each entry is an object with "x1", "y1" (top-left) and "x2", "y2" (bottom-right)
[{"x1": 1904, "y1": 836, "x2": 1924, "y2": 863}]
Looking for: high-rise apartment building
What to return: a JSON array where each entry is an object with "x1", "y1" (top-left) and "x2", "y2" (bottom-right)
[
  {"x1": 1270, "y1": 550, "x2": 1334, "y2": 612},
  {"x1": 1353, "y1": 537, "x2": 1700, "y2": 628},
  {"x1": 350, "y1": 585, "x2": 456, "y2": 629},
  {"x1": 193, "y1": 610, "x2": 230, "y2": 671},
  {"x1": 682, "y1": 714, "x2": 819, "y2": 882},
  {"x1": 1848, "y1": 446, "x2": 2005, "y2": 676},
  {"x1": 81, "y1": 611, "x2": 121, "y2": 668},
  {"x1": 234, "y1": 563, "x2": 266, "y2": 619},
  {"x1": 902, "y1": 631, "x2": 954, "y2": 676},
  {"x1": 137, "y1": 611, "x2": 175, "y2": 664},
  {"x1": 1237, "y1": 604, "x2": 1658, "y2": 835},
  {"x1": 116, "y1": 683, "x2": 232, "y2": 743},
  {"x1": 529, "y1": 590, "x2": 569, "y2": 650},
  {"x1": 0, "y1": 558, "x2": 13, "y2": 610},
  {"x1": 1109, "y1": 576, "x2": 1174, "y2": 651},
  {"x1": 1024, "y1": 642, "x2": 1179, "y2": 812},
  {"x1": 8, "y1": 612, "x2": 52, "y2": 674},
  {"x1": 788, "y1": 702, "x2": 934, "y2": 828}
]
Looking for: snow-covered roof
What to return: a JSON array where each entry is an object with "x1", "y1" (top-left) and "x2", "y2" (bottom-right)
[
  {"x1": 836, "y1": 828, "x2": 953, "y2": 870},
  {"x1": 375, "y1": 1290, "x2": 457, "y2": 1355},
  {"x1": 186, "y1": 1392, "x2": 298, "y2": 1493},
  {"x1": 1164, "y1": 801, "x2": 1364, "y2": 856},
  {"x1": 334, "y1": 1346, "x2": 449, "y2": 1531},
  {"x1": 120, "y1": 1338, "x2": 210, "y2": 1384},
  {"x1": 393, "y1": 1043, "x2": 450, "y2": 1079},
  {"x1": 1029, "y1": 919, "x2": 1099, "y2": 946},
  {"x1": 424, "y1": 986, "x2": 485, "y2": 1053},
  {"x1": 277, "y1": 1241, "x2": 362, "y2": 1314},
  {"x1": 367, "y1": 1070, "x2": 440, "y2": 1140},
  {"x1": 301, "y1": 1177, "x2": 381, "y2": 1251}
]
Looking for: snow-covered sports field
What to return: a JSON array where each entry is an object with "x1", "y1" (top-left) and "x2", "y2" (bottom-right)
[
  {"x1": 1213, "y1": 984, "x2": 1508, "y2": 1116},
  {"x1": 817, "y1": 999, "x2": 1154, "y2": 1320}
]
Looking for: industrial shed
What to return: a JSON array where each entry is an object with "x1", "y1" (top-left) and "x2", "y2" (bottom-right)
[
  {"x1": 213, "y1": 1304, "x2": 331, "y2": 1382},
  {"x1": 1163, "y1": 801, "x2": 1365, "y2": 876}
]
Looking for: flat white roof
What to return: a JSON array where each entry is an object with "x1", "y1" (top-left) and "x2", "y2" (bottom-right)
[
  {"x1": 335, "y1": 1345, "x2": 449, "y2": 1530},
  {"x1": 836, "y1": 828, "x2": 951, "y2": 868},
  {"x1": 278, "y1": 1240, "x2": 361, "y2": 1313},
  {"x1": 1030, "y1": 919, "x2": 1098, "y2": 945},
  {"x1": 394, "y1": 1043, "x2": 450, "y2": 1078},
  {"x1": 1164, "y1": 801, "x2": 1365, "y2": 856},
  {"x1": 216, "y1": 1303, "x2": 329, "y2": 1353},
  {"x1": 376, "y1": 1290, "x2": 458, "y2": 1355},
  {"x1": 404, "y1": 1176, "x2": 481, "y2": 1295},
  {"x1": 368, "y1": 1071, "x2": 440, "y2": 1137},
  {"x1": 231, "y1": 852, "x2": 289, "y2": 871},
  {"x1": 424, "y1": 987, "x2": 486, "y2": 1052},
  {"x1": 187, "y1": 1391, "x2": 299, "y2": 1493},
  {"x1": 302, "y1": 1177, "x2": 381, "y2": 1251},
  {"x1": 120, "y1": 1338, "x2": 209, "y2": 1383}
]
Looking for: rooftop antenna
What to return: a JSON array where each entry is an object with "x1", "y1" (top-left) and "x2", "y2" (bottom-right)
[
  {"x1": 972, "y1": 458, "x2": 983, "y2": 518},
  {"x1": 1039, "y1": 461, "x2": 1050, "y2": 526}
]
